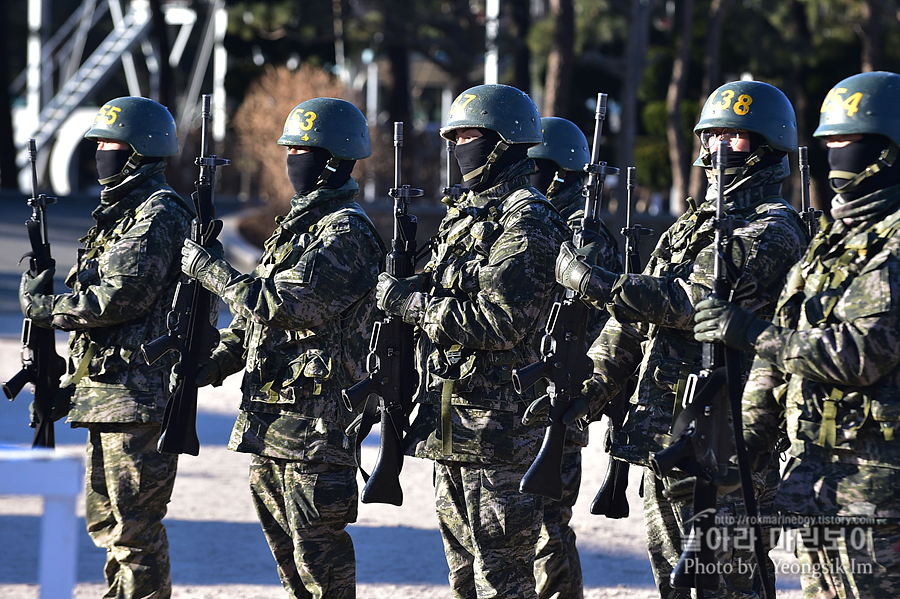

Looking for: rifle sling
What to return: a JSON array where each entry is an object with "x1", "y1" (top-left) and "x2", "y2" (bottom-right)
[{"x1": 65, "y1": 343, "x2": 98, "y2": 387}]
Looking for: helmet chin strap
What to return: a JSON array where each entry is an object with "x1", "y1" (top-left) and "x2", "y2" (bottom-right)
[
  {"x1": 98, "y1": 150, "x2": 144, "y2": 187},
  {"x1": 315, "y1": 156, "x2": 343, "y2": 187},
  {"x1": 461, "y1": 140, "x2": 510, "y2": 187},
  {"x1": 829, "y1": 143, "x2": 899, "y2": 195}
]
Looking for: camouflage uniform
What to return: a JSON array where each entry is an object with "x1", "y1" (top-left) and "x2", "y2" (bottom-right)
[
  {"x1": 28, "y1": 160, "x2": 191, "y2": 599},
  {"x1": 741, "y1": 184, "x2": 900, "y2": 599},
  {"x1": 535, "y1": 177, "x2": 622, "y2": 599},
  {"x1": 581, "y1": 159, "x2": 807, "y2": 598},
  {"x1": 403, "y1": 157, "x2": 569, "y2": 599},
  {"x1": 201, "y1": 181, "x2": 384, "y2": 599}
]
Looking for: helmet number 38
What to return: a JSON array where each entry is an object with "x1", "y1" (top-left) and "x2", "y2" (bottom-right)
[{"x1": 713, "y1": 90, "x2": 754, "y2": 116}]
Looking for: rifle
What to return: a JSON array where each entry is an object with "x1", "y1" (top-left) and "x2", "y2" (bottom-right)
[
  {"x1": 341, "y1": 122, "x2": 422, "y2": 506},
  {"x1": 141, "y1": 94, "x2": 228, "y2": 456},
  {"x1": 3, "y1": 139, "x2": 67, "y2": 448},
  {"x1": 511, "y1": 93, "x2": 619, "y2": 500},
  {"x1": 589, "y1": 166, "x2": 651, "y2": 518},
  {"x1": 648, "y1": 140, "x2": 773, "y2": 599},
  {"x1": 798, "y1": 146, "x2": 821, "y2": 238}
]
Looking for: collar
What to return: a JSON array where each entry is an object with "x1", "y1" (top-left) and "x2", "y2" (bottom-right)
[{"x1": 278, "y1": 178, "x2": 360, "y2": 233}]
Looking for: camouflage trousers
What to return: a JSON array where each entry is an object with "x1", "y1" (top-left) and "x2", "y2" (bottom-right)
[
  {"x1": 84, "y1": 423, "x2": 178, "y2": 599},
  {"x1": 795, "y1": 521, "x2": 900, "y2": 599},
  {"x1": 249, "y1": 456, "x2": 358, "y2": 599},
  {"x1": 534, "y1": 442, "x2": 584, "y2": 599},
  {"x1": 434, "y1": 459, "x2": 544, "y2": 599},
  {"x1": 642, "y1": 463, "x2": 780, "y2": 599}
]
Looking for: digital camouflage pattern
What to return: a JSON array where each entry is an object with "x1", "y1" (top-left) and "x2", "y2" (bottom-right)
[
  {"x1": 206, "y1": 180, "x2": 384, "y2": 465},
  {"x1": 579, "y1": 158, "x2": 808, "y2": 597},
  {"x1": 30, "y1": 161, "x2": 192, "y2": 423},
  {"x1": 250, "y1": 456, "x2": 358, "y2": 599},
  {"x1": 405, "y1": 158, "x2": 568, "y2": 465},
  {"x1": 24, "y1": 159, "x2": 191, "y2": 599},
  {"x1": 434, "y1": 460, "x2": 543, "y2": 599},
  {"x1": 739, "y1": 185, "x2": 900, "y2": 599},
  {"x1": 794, "y1": 522, "x2": 900, "y2": 599},
  {"x1": 85, "y1": 424, "x2": 177, "y2": 599},
  {"x1": 403, "y1": 157, "x2": 568, "y2": 599},
  {"x1": 535, "y1": 175, "x2": 622, "y2": 599},
  {"x1": 200, "y1": 179, "x2": 383, "y2": 598}
]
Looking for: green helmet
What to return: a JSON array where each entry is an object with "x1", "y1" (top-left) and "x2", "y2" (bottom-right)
[
  {"x1": 813, "y1": 71, "x2": 900, "y2": 145},
  {"x1": 693, "y1": 80, "x2": 797, "y2": 167},
  {"x1": 84, "y1": 96, "x2": 178, "y2": 157},
  {"x1": 528, "y1": 117, "x2": 590, "y2": 171},
  {"x1": 440, "y1": 84, "x2": 542, "y2": 146},
  {"x1": 277, "y1": 97, "x2": 371, "y2": 160}
]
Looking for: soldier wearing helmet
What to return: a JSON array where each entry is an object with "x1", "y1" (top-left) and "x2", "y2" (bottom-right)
[
  {"x1": 178, "y1": 97, "x2": 384, "y2": 598},
  {"x1": 554, "y1": 80, "x2": 809, "y2": 598},
  {"x1": 375, "y1": 84, "x2": 568, "y2": 598},
  {"x1": 695, "y1": 71, "x2": 900, "y2": 599},
  {"x1": 526, "y1": 116, "x2": 623, "y2": 599},
  {"x1": 18, "y1": 96, "x2": 192, "y2": 598}
]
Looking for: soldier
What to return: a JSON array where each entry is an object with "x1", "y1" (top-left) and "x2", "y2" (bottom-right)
[
  {"x1": 17, "y1": 97, "x2": 191, "y2": 599},
  {"x1": 375, "y1": 84, "x2": 568, "y2": 598},
  {"x1": 178, "y1": 98, "x2": 384, "y2": 598},
  {"x1": 555, "y1": 80, "x2": 809, "y2": 598},
  {"x1": 694, "y1": 71, "x2": 900, "y2": 598},
  {"x1": 526, "y1": 116, "x2": 622, "y2": 599}
]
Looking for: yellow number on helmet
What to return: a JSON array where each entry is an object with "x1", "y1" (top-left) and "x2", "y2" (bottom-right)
[
  {"x1": 841, "y1": 92, "x2": 863, "y2": 118},
  {"x1": 821, "y1": 87, "x2": 847, "y2": 114},
  {"x1": 105, "y1": 106, "x2": 122, "y2": 124},
  {"x1": 714, "y1": 89, "x2": 735, "y2": 110},
  {"x1": 733, "y1": 94, "x2": 753, "y2": 116}
]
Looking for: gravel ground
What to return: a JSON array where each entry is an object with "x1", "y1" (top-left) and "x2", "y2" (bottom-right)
[{"x1": 0, "y1": 336, "x2": 805, "y2": 598}]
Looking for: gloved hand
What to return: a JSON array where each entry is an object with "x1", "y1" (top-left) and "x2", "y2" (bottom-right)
[
  {"x1": 19, "y1": 269, "x2": 55, "y2": 325},
  {"x1": 195, "y1": 358, "x2": 223, "y2": 387},
  {"x1": 555, "y1": 241, "x2": 595, "y2": 294},
  {"x1": 693, "y1": 297, "x2": 772, "y2": 353},
  {"x1": 375, "y1": 272, "x2": 425, "y2": 325},
  {"x1": 522, "y1": 394, "x2": 550, "y2": 425},
  {"x1": 662, "y1": 464, "x2": 742, "y2": 504},
  {"x1": 182, "y1": 239, "x2": 233, "y2": 295},
  {"x1": 29, "y1": 383, "x2": 75, "y2": 426}
]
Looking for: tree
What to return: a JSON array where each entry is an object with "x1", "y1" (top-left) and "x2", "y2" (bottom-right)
[{"x1": 542, "y1": 0, "x2": 575, "y2": 118}]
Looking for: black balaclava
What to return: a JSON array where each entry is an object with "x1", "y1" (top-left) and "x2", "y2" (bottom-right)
[
  {"x1": 454, "y1": 129, "x2": 527, "y2": 192},
  {"x1": 96, "y1": 148, "x2": 136, "y2": 185},
  {"x1": 286, "y1": 147, "x2": 354, "y2": 195},
  {"x1": 531, "y1": 158, "x2": 564, "y2": 194},
  {"x1": 827, "y1": 135, "x2": 900, "y2": 202}
]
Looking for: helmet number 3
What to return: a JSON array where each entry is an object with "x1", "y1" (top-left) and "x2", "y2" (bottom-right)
[
  {"x1": 97, "y1": 104, "x2": 123, "y2": 124},
  {"x1": 291, "y1": 110, "x2": 317, "y2": 131},
  {"x1": 714, "y1": 90, "x2": 753, "y2": 116},
  {"x1": 821, "y1": 87, "x2": 863, "y2": 118}
]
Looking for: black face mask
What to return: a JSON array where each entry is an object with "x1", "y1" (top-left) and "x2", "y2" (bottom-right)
[
  {"x1": 827, "y1": 135, "x2": 900, "y2": 201},
  {"x1": 286, "y1": 148, "x2": 354, "y2": 195},
  {"x1": 454, "y1": 130, "x2": 528, "y2": 192},
  {"x1": 531, "y1": 158, "x2": 561, "y2": 194},
  {"x1": 710, "y1": 148, "x2": 751, "y2": 187},
  {"x1": 96, "y1": 148, "x2": 134, "y2": 183}
]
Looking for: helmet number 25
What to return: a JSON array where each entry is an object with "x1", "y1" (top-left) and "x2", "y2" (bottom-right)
[
  {"x1": 714, "y1": 90, "x2": 753, "y2": 116},
  {"x1": 821, "y1": 87, "x2": 863, "y2": 118}
]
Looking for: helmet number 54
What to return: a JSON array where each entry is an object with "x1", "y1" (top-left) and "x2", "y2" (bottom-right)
[{"x1": 821, "y1": 87, "x2": 863, "y2": 118}]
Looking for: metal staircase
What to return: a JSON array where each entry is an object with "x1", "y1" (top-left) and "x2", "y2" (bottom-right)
[{"x1": 15, "y1": 2, "x2": 152, "y2": 168}]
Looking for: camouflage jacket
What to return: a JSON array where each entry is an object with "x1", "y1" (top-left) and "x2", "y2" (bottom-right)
[
  {"x1": 547, "y1": 177, "x2": 623, "y2": 446},
  {"x1": 584, "y1": 160, "x2": 808, "y2": 467},
  {"x1": 405, "y1": 159, "x2": 569, "y2": 464},
  {"x1": 50, "y1": 163, "x2": 192, "y2": 424},
  {"x1": 211, "y1": 181, "x2": 384, "y2": 465},
  {"x1": 743, "y1": 183, "x2": 900, "y2": 519}
]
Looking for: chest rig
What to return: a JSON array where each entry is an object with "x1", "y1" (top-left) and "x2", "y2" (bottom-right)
[{"x1": 776, "y1": 211, "x2": 900, "y2": 447}]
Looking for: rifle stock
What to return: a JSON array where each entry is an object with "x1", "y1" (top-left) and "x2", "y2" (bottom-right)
[
  {"x1": 513, "y1": 93, "x2": 618, "y2": 500},
  {"x1": 141, "y1": 95, "x2": 228, "y2": 456},
  {"x1": 343, "y1": 122, "x2": 422, "y2": 506},
  {"x1": 3, "y1": 139, "x2": 66, "y2": 448}
]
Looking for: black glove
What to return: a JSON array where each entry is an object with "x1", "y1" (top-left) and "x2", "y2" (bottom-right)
[
  {"x1": 522, "y1": 394, "x2": 550, "y2": 425},
  {"x1": 375, "y1": 273, "x2": 425, "y2": 325},
  {"x1": 662, "y1": 465, "x2": 742, "y2": 504},
  {"x1": 19, "y1": 269, "x2": 55, "y2": 322},
  {"x1": 195, "y1": 358, "x2": 223, "y2": 387},
  {"x1": 555, "y1": 241, "x2": 596, "y2": 295},
  {"x1": 693, "y1": 297, "x2": 772, "y2": 353},
  {"x1": 181, "y1": 238, "x2": 232, "y2": 294}
]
